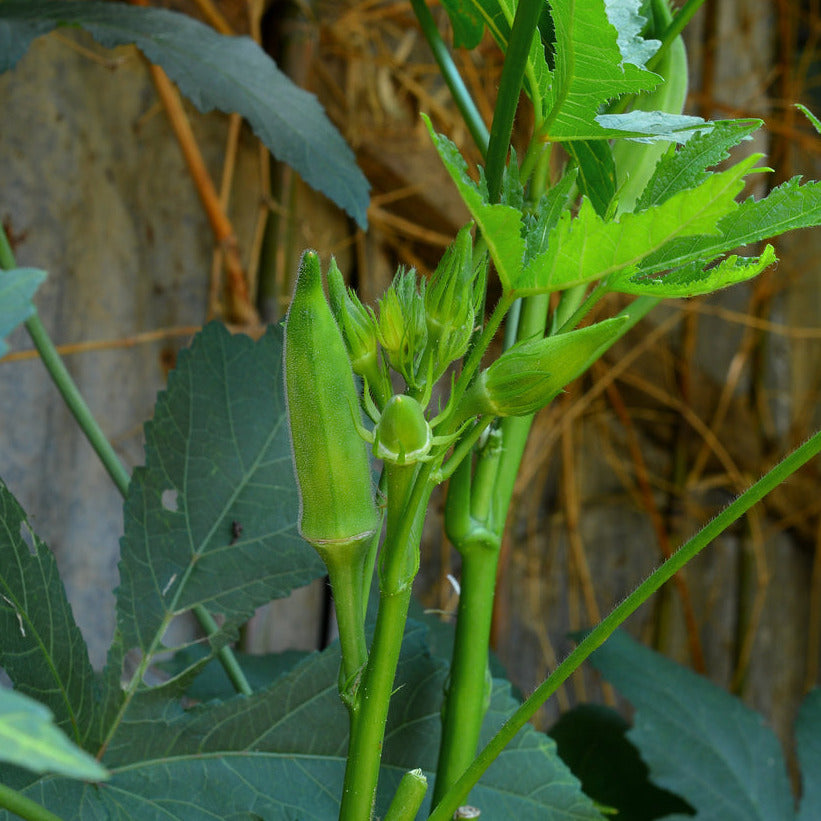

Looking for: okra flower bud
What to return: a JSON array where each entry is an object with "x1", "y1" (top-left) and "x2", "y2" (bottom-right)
[
  {"x1": 284, "y1": 251, "x2": 378, "y2": 546},
  {"x1": 424, "y1": 225, "x2": 475, "y2": 372},
  {"x1": 377, "y1": 267, "x2": 427, "y2": 387},
  {"x1": 457, "y1": 317, "x2": 628, "y2": 418}
]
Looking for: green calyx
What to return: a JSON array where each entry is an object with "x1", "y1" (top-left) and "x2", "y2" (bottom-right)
[{"x1": 373, "y1": 395, "x2": 433, "y2": 465}]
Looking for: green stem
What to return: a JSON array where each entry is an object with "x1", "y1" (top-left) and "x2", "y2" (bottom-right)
[
  {"x1": 428, "y1": 428, "x2": 821, "y2": 821},
  {"x1": 431, "y1": 538, "x2": 500, "y2": 807},
  {"x1": 648, "y1": 0, "x2": 706, "y2": 73},
  {"x1": 384, "y1": 769, "x2": 428, "y2": 821},
  {"x1": 484, "y1": 0, "x2": 544, "y2": 203},
  {"x1": 339, "y1": 465, "x2": 435, "y2": 820},
  {"x1": 0, "y1": 226, "x2": 252, "y2": 698},
  {"x1": 409, "y1": 0, "x2": 489, "y2": 156},
  {"x1": 0, "y1": 783, "x2": 63, "y2": 821}
]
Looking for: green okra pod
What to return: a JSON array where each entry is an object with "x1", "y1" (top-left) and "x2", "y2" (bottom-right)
[{"x1": 284, "y1": 250, "x2": 378, "y2": 548}]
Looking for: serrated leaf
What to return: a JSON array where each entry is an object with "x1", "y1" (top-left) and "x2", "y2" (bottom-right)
[
  {"x1": 0, "y1": 689, "x2": 108, "y2": 782},
  {"x1": 637, "y1": 118, "x2": 763, "y2": 210},
  {"x1": 425, "y1": 118, "x2": 525, "y2": 293},
  {"x1": 14, "y1": 622, "x2": 601, "y2": 819},
  {"x1": 549, "y1": 703, "x2": 693, "y2": 820},
  {"x1": 604, "y1": 0, "x2": 658, "y2": 67},
  {"x1": 541, "y1": 0, "x2": 659, "y2": 140},
  {"x1": 612, "y1": 244, "x2": 777, "y2": 297},
  {"x1": 0, "y1": 479, "x2": 98, "y2": 750},
  {"x1": 796, "y1": 689, "x2": 821, "y2": 821},
  {"x1": 589, "y1": 631, "x2": 794, "y2": 821},
  {"x1": 640, "y1": 174, "x2": 821, "y2": 275},
  {"x1": 0, "y1": 0, "x2": 369, "y2": 227},
  {"x1": 116, "y1": 322, "x2": 323, "y2": 663},
  {"x1": 519, "y1": 153, "x2": 762, "y2": 294},
  {"x1": 0, "y1": 267, "x2": 46, "y2": 357}
]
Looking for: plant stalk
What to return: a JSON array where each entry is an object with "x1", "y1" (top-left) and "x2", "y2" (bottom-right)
[{"x1": 428, "y1": 428, "x2": 821, "y2": 821}]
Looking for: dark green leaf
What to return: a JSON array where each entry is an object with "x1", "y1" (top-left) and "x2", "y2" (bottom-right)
[
  {"x1": 0, "y1": 479, "x2": 98, "y2": 750},
  {"x1": 0, "y1": 0, "x2": 369, "y2": 227},
  {"x1": 0, "y1": 267, "x2": 46, "y2": 357},
  {"x1": 0, "y1": 689, "x2": 108, "y2": 782},
  {"x1": 565, "y1": 140, "x2": 617, "y2": 217},
  {"x1": 589, "y1": 631, "x2": 794, "y2": 821},
  {"x1": 549, "y1": 704, "x2": 693, "y2": 820},
  {"x1": 797, "y1": 689, "x2": 821, "y2": 821},
  {"x1": 116, "y1": 322, "x2": 323, "y2": 664},
  {"x1": 157, "y1": 645, "x2": 311, "y2": 703}
]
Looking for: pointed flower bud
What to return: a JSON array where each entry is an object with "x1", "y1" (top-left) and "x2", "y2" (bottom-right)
[
  {"x1": 377, "y1": 267, "x2": 427, "y2": 387},
  {"x1": 424, "y1": 225, "x2": 476, "y2": 372},
  {"x1": 327, "y1": 258, "x2": 379, "y2": 376},
  {"x1": 457, "y1": 317, "x2": 628, "y2": 418}
]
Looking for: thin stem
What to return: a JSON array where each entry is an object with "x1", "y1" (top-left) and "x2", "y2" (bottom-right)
[
  {"x1": 648, "y1": 0, "x2": 706, "y2": 73},
  {"x1": 0, "y1": 226, "x2": 253, "y2": 698},
  {"x1": 0, "y1": 783, "x2": 63, "y2": 821},
  {"x1": 484, "y1": 0, "x2": 544, "y2": 203},
  {"x1": 428, "y1": 428, "x2": 821, "y2": 821},
  {"x1": 409, "y1": 0, "x2": 489, "y2": 156}
]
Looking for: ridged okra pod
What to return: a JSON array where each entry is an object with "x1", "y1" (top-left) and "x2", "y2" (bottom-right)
[
  {"x1": 284, "y1": 251, "x2": 378, "y2": 689},
  {"x1": 284, "y1": 250, "x2": 378, "y2": 548}
]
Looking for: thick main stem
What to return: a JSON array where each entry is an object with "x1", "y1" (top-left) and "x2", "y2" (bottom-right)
[
  {"x1": 338, "y1": 465, "x2": 433, "y2": 820},
  {"x1": 432, "y1": 539, "x2": 499, "y2": 806}
]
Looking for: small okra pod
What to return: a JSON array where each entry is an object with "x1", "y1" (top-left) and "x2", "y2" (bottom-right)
[{"x1": 284, "y1": 250, "x2": 378, "y2": 547}]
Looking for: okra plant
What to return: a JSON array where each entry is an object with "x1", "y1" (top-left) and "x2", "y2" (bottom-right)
[{"x1": 1, "y1": 0, "x2": 821, "y2": 820}]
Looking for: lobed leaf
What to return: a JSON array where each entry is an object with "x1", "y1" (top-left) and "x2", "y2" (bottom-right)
[
  {"x1": 0, "y1": 267, "x2": 46, "y2": 357},
  {"x1": 589, "y1": 631, "x2": 794, "y2": 821},
  {"x1": 0, "y1": 689, "x2": 108, "y2": 782},
  {"x1": 5, "y1": 622, "x2": 602, "y2": 819},
  {"x1": 0, "y1": 479, "x2": 98, "y2": 750},
  {"x1": 116, "y1": 322, "x2": 323, "y2": 671},
  {"x1": 541, "y1": 0, "x2": 659, "y2": 140},
  {"x1": 519, "y1": 153, "x2": 763, "y2": 295},
  {"x1": 0, "y1": 0, "x2": 369, "y2": 227}
]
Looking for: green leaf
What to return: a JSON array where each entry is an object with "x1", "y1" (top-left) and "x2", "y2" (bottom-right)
[
  {"x1": 0, "y1": 689, "x2": 108, "y2": 782},
  {"x1": 541, "y1": 0, "x2": 659, "y2": 140},
  {"x1": 0, "y1": 267, "x2": 46, "y2": 357},
  {"x1": 611, "y1": 245, "x2": 778, "y2": 298},
  {"x1": 596, "y1": 110, "x2": 707, "y2": 141},
  {"x1": 157, "y1": 645, "x2": 311, "y2": 703},
  {"x1": 637, "y1": 119, "x2": 763, "y2": 210},
  {"x1": 439, "y1": 0, "x2": 485, "y2": 49},
  {"x1": 0, "y1": 0, "x2": 369, "y2": 227},
  {"x1": 796, "y1": 103, "x2": 821, "y2": 135},
  {"x1": 604, "y1": 0, "x2": 658, "y2": 67},
  {"x1": 565, "y1": 140, "x2": 616, "y2": 217},
  {"x1": 549, "y1": 703, "x2": 693, "y2": 820},
  {"x1": 797, "y1": 689, "x2": 821, "y2": 821},
  {"x1": 0, "y1": 479, "x2": 98, "y2": 750},
  {"x1": 116, "y1": 322, "x2": 323, "y2": 668},
  {"x1": 6, "y1": 623, "x2": 601, "y2": 819},
  {"x1": 589, "y1": 630, "x2": 794, "y2": 821},
  {"x1": 640, "y1": 174, "x2": 821, "y2": 275},
  {"x1": 424, "y1": 117, "x2": 525, "y2": 293},
  {"x1": 521, "y1": 153, "x2": 762, "y2": 295}
]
